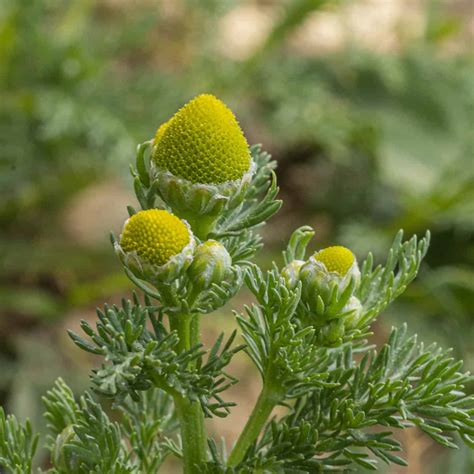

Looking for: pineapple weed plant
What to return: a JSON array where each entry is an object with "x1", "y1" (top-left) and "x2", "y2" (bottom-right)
[{"x1": 1, "y1": 95, "x2": 473, "y2": 474}]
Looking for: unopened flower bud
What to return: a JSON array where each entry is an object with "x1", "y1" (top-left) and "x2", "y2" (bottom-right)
[
  {"x1": 281, "y1": 260, "x2": 305, "y2": 290},
  {"x1": 299, "y1": 245, "x2": 360, "y2": 320},
  {"x1": 299, "y1": 259, "x2": 333, "y2": 312},
  {"x1": 188, "y1": 240, "x2": 232, "y2": 290}
]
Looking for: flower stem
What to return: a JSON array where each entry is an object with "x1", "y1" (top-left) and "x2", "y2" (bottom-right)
[
  {"x1": 227, "y1": 381, "x2": 280, "y2": 467},
  {"x1": 184, "y1": 213, "x2": 217, "y2": 240},
  {"x1": 174, "y1": 395, "x2": 207, "y2": 474},
  {"x1": 171, "y1": 313, "x2": 192, "y2": 353},
  {"x1": 190, "y1": 313, "x2": 201, "y2": 348},
  {"x1": 171, "y1": 313, "x2": 207, "y2": 473}
]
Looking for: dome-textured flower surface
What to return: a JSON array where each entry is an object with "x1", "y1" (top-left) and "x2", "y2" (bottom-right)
[
  {"x1": 120, "y1": 209, "x2": 190, "y2": 266},
  {"x1": 152, "y1": 94, "x2": 251, "y2": 184},
  {"x1": 314, "y1": 246, "x2": 355, "y2": 276},
  {"x1": 154, "y1": 120, "x2": 170, "y2": 145}
]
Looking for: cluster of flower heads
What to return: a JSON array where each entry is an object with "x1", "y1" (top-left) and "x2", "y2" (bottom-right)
[
  {"x1": 115, "y1": 94, "x2": 250, "y2": 289},
  {"x1": 115, "y1": 93, "x2": 361, "y2": 324}
]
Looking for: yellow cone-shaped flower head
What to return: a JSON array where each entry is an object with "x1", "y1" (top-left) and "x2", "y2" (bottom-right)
[
  {"x1": 120, "y1": 209, "x2": 190, "y2": 266},
  {"x1": 154, "y1": 120, "x2": 170, "y2": 145},
  {"x1": 152, "y1": 94, "x2": 251, "y2": 184},
  {"x1": 314, "y1": 246, "x2": 355, "y2": 276}
]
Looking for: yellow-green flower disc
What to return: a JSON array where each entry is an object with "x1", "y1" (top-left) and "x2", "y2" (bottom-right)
[
  {"x1": 154, "y1": 120, "x2": 170, "y2": 146},
  {"x1": 120, "y1": 209, "x2": 190, "y2": 266},
  {"x1": 314, "y1": 246, "x2": 355, "y2": 276},
  {"x1": 152, "y1": 94, "x2": 251, "y2": 184}
]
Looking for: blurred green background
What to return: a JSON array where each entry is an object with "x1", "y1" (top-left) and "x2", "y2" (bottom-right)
[{"x1": 1, "y1": 0, "x2": 473, "y2": 472}]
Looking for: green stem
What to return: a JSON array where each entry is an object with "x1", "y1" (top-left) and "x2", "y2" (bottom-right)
[
  {"x1": 170, "y1": 313, "x2": 191, "y2": 353},
  {"x1": 185, "y1": 213, "x2": 217, "y2": 241},
  {"x1": 171, "y1": 313, "x2": 207, "y2": 473},
  {"x1": 174, "y1": 395, "x2": 207, "y2": 474},
  {"x1": 190, "y1": 313, "x2": 201, "y2": 347},
  {"x1": 227, "y1": 381, "x2": 280, "y2": 467}
]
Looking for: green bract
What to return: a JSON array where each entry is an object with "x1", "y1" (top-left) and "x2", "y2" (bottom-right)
[{"x1": 281, "y1": 259, "x2": 305, "y2": 290}]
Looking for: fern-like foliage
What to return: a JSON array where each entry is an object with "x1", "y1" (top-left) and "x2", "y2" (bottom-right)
[
  {"x1": 0, "y1": 409, "x2": 38, "y2": 474},
  {"x1": 43, "y1": 378, "x2": 180, "y2": 473},
  {"x1": 356, "y1": 230, "x2": 431, "y2": 330},
  {"x1": 236, "y1": 324, "x2": 474, "y2": 472},
  {"x1": 213, "y1": 144, "x2": 282, "y2": 237},
  {"x1": 42, "y1": 378, "x2": 81, "y2": 451},
  {"x1": 238, "y1": 265, "x2": 337, "y2": 399},
  {"x1": 61, "y1": 394, "x2": 133, "y2": 474},
  {"x1": 118, "y1": 388, "x2": 179, "y2": 472},
  {"x1": 68, "y1": 295, "x2": 243, "y2": 418}
]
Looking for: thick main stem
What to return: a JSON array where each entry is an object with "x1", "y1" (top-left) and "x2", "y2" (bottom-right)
[
  {"x1": 227, "y1": 381, "x2": 279, "y2": 467},
  {"x1": 174, "y1": 395, "x2": 207, "y2": 474},
  {"x1": 171, "y1": 314, "x2": 207, "y2": 473}
]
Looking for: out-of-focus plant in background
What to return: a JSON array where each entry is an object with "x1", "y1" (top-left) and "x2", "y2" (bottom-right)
[{"x1": 1, "y1": 0, "x2": 473, "y2": 472}]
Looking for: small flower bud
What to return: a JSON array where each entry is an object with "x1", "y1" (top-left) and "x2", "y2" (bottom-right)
[
  {"x1": 299, "y1": 259, "x2": 333, "y2": 312},
  {"x1": 299, "y1": 245, "x2": 360, "y2": 321},
  {"x1": 281, "y1": 260, "x2": 305, "y2": 290},
  {"x1": 115, "y1": 209, "x2": 195, "y2": 282},
  {"x1": 188, "y1": 240, "x2": 232, "y2": 290}
]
